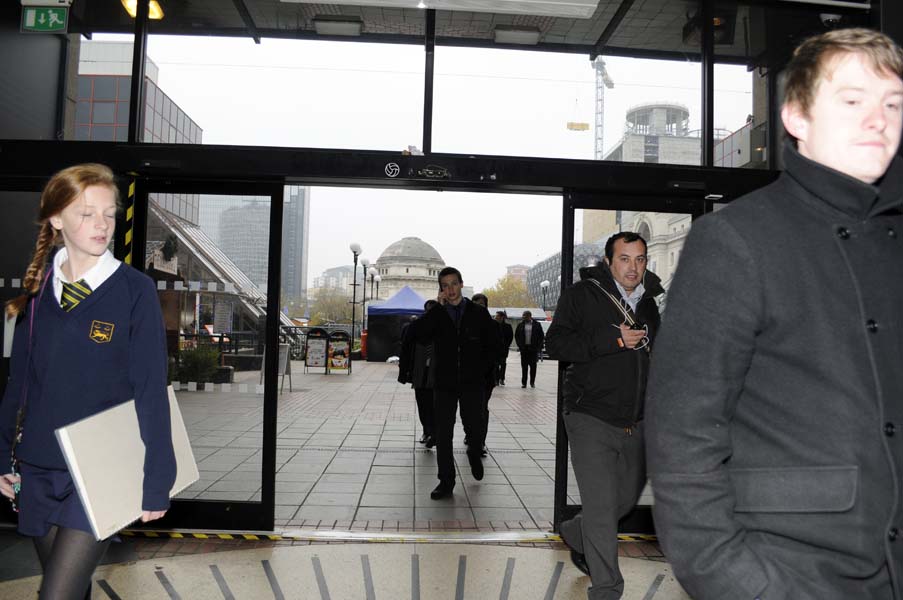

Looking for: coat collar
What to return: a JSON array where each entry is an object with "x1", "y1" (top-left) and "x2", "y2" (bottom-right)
[
  {"x1": 578, "y1": 262, "x2": 664, "y2": 299},
  {"x1": 782, "y1": 142, "x2": 903, "y2": 220}
]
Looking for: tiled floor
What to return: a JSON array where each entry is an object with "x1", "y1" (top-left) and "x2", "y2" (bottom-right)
[{"x1": 169, "y1": 356, "x2": 653, "y2": 530}]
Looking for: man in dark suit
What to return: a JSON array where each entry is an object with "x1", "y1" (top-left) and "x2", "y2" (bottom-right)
[
  {"x1": 646, "y1": 29, "x2": 903, "y2": 600},
  {"x1": 415, "y1": 267, "x2": 498, "y2": 500},
  {"x1": 514, "y1": 310, "x2": 544, "y2": 388}
]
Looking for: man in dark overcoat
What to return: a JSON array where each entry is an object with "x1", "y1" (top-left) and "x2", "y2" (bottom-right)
[
  {"x1": 645, "y1": 28, "x2": 903, "y2": 600},
  {"x1": 415, "y1": 267, "x2": 498, "y2": 500}
]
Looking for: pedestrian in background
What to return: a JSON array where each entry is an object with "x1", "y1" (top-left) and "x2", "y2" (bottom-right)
[
  {"x1": 398, "y1": 300, "x2": 438, "y2": 448},
  {"x1": 515, "y1": 310, "x2": 544, "y2": 388},
  {"x1": 495, "y1": 311, "x2": 514, "y2": 386}
]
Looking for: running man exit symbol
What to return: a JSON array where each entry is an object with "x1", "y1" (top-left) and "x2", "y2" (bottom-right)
[{"x1": 21, "y1": 7, "x2": 69, "y2": 33}]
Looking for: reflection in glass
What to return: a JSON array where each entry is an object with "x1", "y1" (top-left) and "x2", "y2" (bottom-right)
[
  {"x1": 145, "y1": 193, "x2": 283, "y2": 502},
  {"x1": 541, "y1": 209, "x2": 693, "y2": 313}
]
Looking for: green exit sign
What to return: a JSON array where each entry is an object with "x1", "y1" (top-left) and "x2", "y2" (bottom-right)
[{"x1": 21, "y1": 7, "x2": 69, "y2": 33}]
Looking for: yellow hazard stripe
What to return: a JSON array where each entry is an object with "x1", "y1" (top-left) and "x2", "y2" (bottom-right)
[
  {"x1": 119, "y1": 530, "x2": 657, "y2": 543},
  {"x1": 123, "y1": 179, "x2": 135, "y2": 266},
  {"x1": 122, "y1": 530, "x2": 286, "y2": 541}
]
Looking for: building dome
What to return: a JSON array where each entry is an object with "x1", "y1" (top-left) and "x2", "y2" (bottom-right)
[
  {"x1": 373, "y1": 237, "x2": 446, "y2": 303},
  {"x1": 378, "y1": 237, "x2": 444, "y2": 264}
]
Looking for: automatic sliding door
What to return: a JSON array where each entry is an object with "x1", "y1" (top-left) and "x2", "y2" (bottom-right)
[
  {"x1": 139, "y1": 179, "x2": 283, "y2": 532},
  {"x1": 554, "y1": 193, "x2": 703, "y2": 534}
]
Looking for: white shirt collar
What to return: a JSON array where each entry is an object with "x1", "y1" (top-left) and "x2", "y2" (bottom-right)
[
  {"x1": 614, "y1": 280, "x2": 645, "y2": 312},
  {"x1": 53, "y1": 247, "x2": 121, "y2": 302}
]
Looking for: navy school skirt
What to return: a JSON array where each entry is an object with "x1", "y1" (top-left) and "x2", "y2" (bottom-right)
[{"x1": 17, "y1": 461, "x2": 93, "y2": 538}]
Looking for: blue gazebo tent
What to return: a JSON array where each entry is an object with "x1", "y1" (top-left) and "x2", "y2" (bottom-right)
[
  {"x1": 367, "y1": 286, "x2": 427, "y2": 316},
  {"x1": 366, "y1": 286, "x2": 427, "y2": 361}
]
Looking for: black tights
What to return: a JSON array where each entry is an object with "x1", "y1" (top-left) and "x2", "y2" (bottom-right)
[{"x1": 33, "y1": 525, "x2": 110, "y2": 600}]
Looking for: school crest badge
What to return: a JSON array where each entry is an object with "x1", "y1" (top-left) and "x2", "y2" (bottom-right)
[{"x1": 89, "y1": 320, "x2": 115, "y2": 344}]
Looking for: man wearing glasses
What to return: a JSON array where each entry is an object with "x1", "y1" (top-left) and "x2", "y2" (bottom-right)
[{"x1": 545, "y1": 231, "x2": 663, "y2": 600}]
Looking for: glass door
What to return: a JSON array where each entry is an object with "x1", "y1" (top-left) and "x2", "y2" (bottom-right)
[
  {"x1": 135, "y1": 178, "x2": 284, "y2": 532},
  {"x1": 553, "y1": 191, "x2": 705, "y2": 534}
]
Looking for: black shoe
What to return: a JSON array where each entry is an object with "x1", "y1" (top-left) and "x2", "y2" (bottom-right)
[
  {"x1": 530, "y1": 383, "x2": 535, "y2": 388},
  {"x1": 431, "y1": 482, "x2": 454, "y2": 500},
  {"x1": 481, "y1": 445, "x2": 488, "y2": 457},
  {"x1": 569, "y1": 550, "x2": 590, "y2": 576},
  {"x1": 521, "y1": 384, "x2": 527, "y2": 388},
  {"x1": 425, "y1": 435, "x2": 436, "y2": 449},
  {"x1": 468, "y1": 452, "x2": 484, "y2": 480}
]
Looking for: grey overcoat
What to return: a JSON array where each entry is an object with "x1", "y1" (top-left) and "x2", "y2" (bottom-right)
[{"x1": 645, "y1": 144, "x2": 903, "y2": 600}]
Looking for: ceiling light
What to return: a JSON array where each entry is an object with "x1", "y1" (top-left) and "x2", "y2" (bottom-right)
[
  {"x1": 493, "y1": 26, "x2": 541, "y2": 45},
  {"x1": 281, "y1": 0, "x2": 598, "y2": 20},
  {"x1": 682, "y1": 8, "x2": 737, "y2": 46},
  {"x1": 313, "y1": 15, "x2": 363, "y2": 36},
  {"x1": 120, "y1": 0, "x2": 165, "y2": 20}
]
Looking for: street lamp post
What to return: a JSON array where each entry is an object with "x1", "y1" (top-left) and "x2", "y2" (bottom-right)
[
  {"x1": 349, "y1": 242, "x2": 362, "y2": 372},
  {"x1": 368, "y1": 266, "x2": 378, "y2": 304},
  {"x1": 361, "y1": 257, "x2": 370, "y2": 330},
  {"x1": 374, "y1": 274, "x2": 381, "y2": 300},
  {"x1": 540, "y1": 279, "x2": 551, "y2": 313}
]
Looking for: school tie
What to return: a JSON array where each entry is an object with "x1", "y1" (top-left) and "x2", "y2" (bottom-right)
[{"x1": 61, "y1": 279, "x2": 92, "y2": 312}]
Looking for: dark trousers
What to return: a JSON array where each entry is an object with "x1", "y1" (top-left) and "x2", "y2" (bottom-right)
[
  {"x1": 414, "y1": 388, "x2": 434, "y2": 436},
  {"x1": 434, "y1": 385, "x2": 486, "y2": 484},
  {"x1": 520, "y1": 351, "x2": 538, "y2": 385},
  {"x1": 560, "y1": 411, "x2": 646, "y2": 600},
  {"x1": 498, "y1": 354, "x2": 508, "y2": 383}
]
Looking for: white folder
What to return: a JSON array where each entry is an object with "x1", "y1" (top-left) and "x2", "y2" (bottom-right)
[{"x1": 55, "y1": 386, "x2": 199, "y2": 540}]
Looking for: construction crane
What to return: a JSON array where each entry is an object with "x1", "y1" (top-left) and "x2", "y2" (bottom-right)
[{"x1": 593, "y1": 57, "x2": 615, "y2": 160}]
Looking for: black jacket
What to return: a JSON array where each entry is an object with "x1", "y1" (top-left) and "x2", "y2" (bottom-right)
[
  {"x1": 546, "y1": 263, "x2": 662, "y2": 427},
  {"x1": 514, "y1": 320, "x2": 545, "y2": 354},
  {"x1": 415, "y1": 299, "x2": 498, "y2": 390},
  {"x1": 397, "y1": 318, "x2": 435, "y2": 389},
  {"x1": 498, "y1": 321, "x2": 514, "y2": 357},
  {"x1": 646, "y1": 144, "x2": 903, "y2": 600}
]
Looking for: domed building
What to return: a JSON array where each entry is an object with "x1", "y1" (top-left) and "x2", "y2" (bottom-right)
[{"x1": 373, "y1": 237, "x2": 446, "y2": 301}]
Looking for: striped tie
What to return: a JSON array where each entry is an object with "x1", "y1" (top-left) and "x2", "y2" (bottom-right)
[{"x1": 61, "y1": 279, "x2": 92, "y2": 312}]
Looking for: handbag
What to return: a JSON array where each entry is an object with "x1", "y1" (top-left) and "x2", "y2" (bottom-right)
[{"x1": 8, "y1": 269, "x2": 51, "y2": 512}]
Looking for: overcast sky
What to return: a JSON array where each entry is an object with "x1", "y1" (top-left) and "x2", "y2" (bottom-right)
[{"x1": 97, "y1": 33, "x2": 754, "y2": 292}]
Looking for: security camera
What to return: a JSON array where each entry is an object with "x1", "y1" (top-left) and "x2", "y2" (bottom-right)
[{"x1": 820, "y1": 13, "x2": 842, "y2": 28}]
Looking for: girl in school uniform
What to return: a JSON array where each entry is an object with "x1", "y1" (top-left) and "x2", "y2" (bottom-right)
[{"x1": 0, "y1": 164, "x2": 176, "y2": 599}]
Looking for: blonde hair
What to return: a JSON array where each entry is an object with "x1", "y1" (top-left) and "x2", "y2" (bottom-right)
[
  {"x1": 6, "y1": 164, "x2": 120, "y2": 318},
  {"x1": 784, "y1": 28, "x2": 903, "y2": 118}
]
